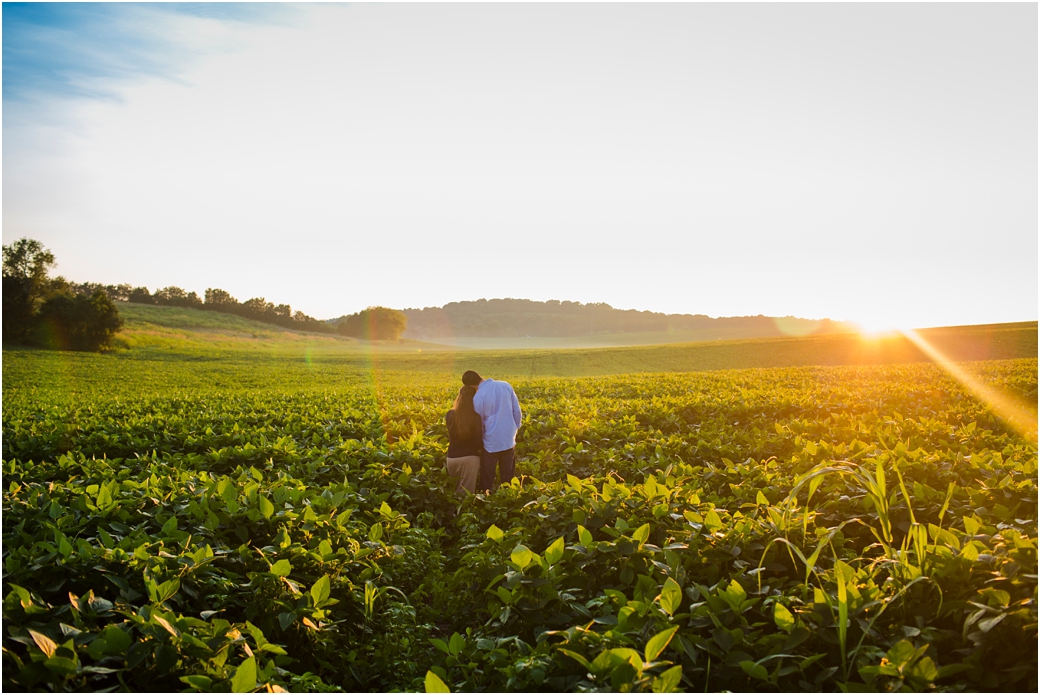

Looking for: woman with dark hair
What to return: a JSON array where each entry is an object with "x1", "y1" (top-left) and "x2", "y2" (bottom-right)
[{"x1": 445, "y1": 385, "x2": 482, "y2": 494}]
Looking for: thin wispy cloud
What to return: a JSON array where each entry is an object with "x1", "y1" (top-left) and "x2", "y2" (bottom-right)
[{"x1": 3, "y1": 3, "x2": 294, "y2": 108}]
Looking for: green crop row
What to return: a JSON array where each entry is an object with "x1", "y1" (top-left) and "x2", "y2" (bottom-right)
[{"x1": 2, "y1": 356, "x2": 1036, "y2": 692}]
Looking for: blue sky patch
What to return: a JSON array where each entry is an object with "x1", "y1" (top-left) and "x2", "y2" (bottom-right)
[{"x1": 3, "y1": 3, "x2": 292, "y2": 104}]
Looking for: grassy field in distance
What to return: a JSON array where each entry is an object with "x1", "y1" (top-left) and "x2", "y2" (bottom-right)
[
  {"x1": 383, "y1": 321, "x2": 1039, "y2": 379},
  {"x1": 111, "y1": 303, "x2": 446, "y2": 352},
  {"x1": 3, "y1": 312, "x2": 1036, "y2": 404},
  {"x1": 113, "y1": 303, "x2": 1036, "y2": 369},
  {"x1": 408, "y1": 323, "x2": 839, "y2": 350},
  {"x1": 5, "y1": 304, "x2": 1034, "y2": 402}
]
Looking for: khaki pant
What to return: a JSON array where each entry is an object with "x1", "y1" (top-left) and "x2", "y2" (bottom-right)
[{"x1": 446, "y1": 455, "x2": 481, "y2": 494}]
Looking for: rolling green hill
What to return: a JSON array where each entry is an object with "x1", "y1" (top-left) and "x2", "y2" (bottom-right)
[
  {"x1": 110, "y1": 303, "x2": 1038, "y2": 372},
  {"x1": 398, "y1": 297, "x2": 857, "y2": 342},
  {"x1": 3, "y1": 305, "x2": 1035, "y2": 402},
  {"x1": 113, "y1": 305, "x2": 1039, "y2": 374},
  {"x1": 111, "y1": 303, "x2": 440, "y2": 353},
  {"x1": 361, "y1": 321, "x2": 1040, "y2": 379}
]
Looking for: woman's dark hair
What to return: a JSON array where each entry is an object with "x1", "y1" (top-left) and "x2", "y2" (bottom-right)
[{"x1": 449, "y1": 385, "x2": 481, "y2": 442}]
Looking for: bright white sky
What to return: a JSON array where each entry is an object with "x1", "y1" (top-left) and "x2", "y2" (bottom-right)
[{"x1": 3, "y1": 3, "x2": 1037, "y2": 329}]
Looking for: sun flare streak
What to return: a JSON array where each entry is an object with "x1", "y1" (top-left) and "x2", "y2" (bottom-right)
[{"x1": 900, "y1": 328, "x2": 1038, "y2": 444}]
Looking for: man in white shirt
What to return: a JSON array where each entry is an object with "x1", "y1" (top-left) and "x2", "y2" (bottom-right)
[{"x1": 463, "y1": 370, "x2": 522, "y2": 493}]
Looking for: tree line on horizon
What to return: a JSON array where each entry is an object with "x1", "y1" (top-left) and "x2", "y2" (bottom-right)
[
  {"x1": 4, "y1": 238, "x2": 859, "y2": 352},
  {"x1": 400, "y1": 298, "x2": 856, "y2": 340},
  {"x1": 69, "y1": 283, "x2": 412, "y2": 341},
  {"x1": 2, "y1": 238, "x2": 412, "y2": 350},
  {"x1": 69, "y1": 282, "x2": 339, "y2": 334}
]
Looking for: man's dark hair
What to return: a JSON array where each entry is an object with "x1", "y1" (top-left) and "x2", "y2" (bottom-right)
[{"x1": 462, "y1": 370, "x2": 482, "y2": 386}]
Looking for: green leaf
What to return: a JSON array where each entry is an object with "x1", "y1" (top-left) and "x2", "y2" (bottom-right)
[
  {"x1": 153, "y1": 614, "x2": 180, "y2": 638},
  {"x1": 773, "y1": 602, "x2": 795, "y2": 632},
  {"x1": 704, "y1": 509, "x2": 723, "y2": 530},
  {"x1": 886, "y1": 640, "x2": 917, "y2": 668},
  {"x1": 98, "y1": 527, "x2": 115, "y2": 548},
  {"x1": 935, "y1": 663, "x2": 971, "y2": 679},
  {"x1": 425, "y1": 669, "x2": 450, "y2": 693},
  {"x1": 310, "y1": 575, "x2": 331, "y2": 607},
  {"x1": 181, "y1": 675, "x2": 214, "y2": 691},
  {"x1": 44, "y1": 656, "x2": 79, "y2": 675},
  {"x1": 659, "y1": 577, "x2": 682, "y2": 616},
  {"x1": 275, "y1": 528, "x2": 291, "y2": 548},
  {"x1": 544, "y1": 536, "x2": 565, "y2": 566},
  {"x1": 156, "y1": 578, "x2": 180, "y2": 603},
  {"x1": 807, "y1": 474, "x2": 823, "y2": 503},
  {"x1": 632, "y1": 523, "x2": 650, "y2": 545},
  {"x1": 231, "y1": 656, "x2": 257, "y2": 693},
  {"x1": 559, "y1": 648, "x2": 592, "y2": 671},
  {"x1": 511, "y1": 545, "x2": 533, "y2": 569},
  {"x1": 589, "y1": 650, "x2": 616, "y2": 677},
  {"x1": 858, "y1": 665, "x2": 881, "y2": 684},
  {"x1": 644, "y1": 625, "x2": 679, "y2": 662},
  {"x1": 96, "y1": 484, "x2": 113, "y2": 509},
  {"x1": 29, "y1": 629, "x2": 57, "y2": 658},
  {"x1": 486, "y1": 524, "x2": 504, "y2": 542},
  {"x1": 10, "y1": 584, "x2": 32, "y2": 608},
  {"x1": 270, "y1": 559, "x2": 292, "y2": 577},
  {"x1": 258, "y1": 496, "x2": 274, "y2": 519},
  {"x1": 220, "y1": 479, "x2": 236, "y2": 504},
  {"x1": 721, "y1": 580, "x2": 747, "y2": 611},
  {"x1": 591, "y1": 647, "x2": 643, "y2": 678},
  {"x1": 368, "y1": 523, "x2": 384, "y2": 542},
  {"x1": 448, "y1": 632, "x2": 465, "y2": 657},
  {"x1": 740, "y1": 660, "x2": 769, "y2": 681},
  {"x1": 610, "y1": 648, "x2": 644, "y2": 675},
  {"x1": 578, "y1": 525, "x2": 593, "y2": 546},
  {"x1": 756, "y1": 490, "x2": 769, "y2": 506},
  {"x1": 908, "y1": 656, "x2": 938, "y2": 683},
  {"x1": 977, "y1": 614, "x2": 1006, "y2": 632},
  {"x1": 653, "y1": 664, "x2": 683, "y2": 692},
  {"x1": 101, "y1": 625, "x2": 131, "y2": 653}
]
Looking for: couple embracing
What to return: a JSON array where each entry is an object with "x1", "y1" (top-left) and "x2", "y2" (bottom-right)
[{"x1": 444, "y1": 370, "x2": 522, "y2": 494}]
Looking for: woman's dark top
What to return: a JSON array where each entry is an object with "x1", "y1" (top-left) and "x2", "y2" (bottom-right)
[{"x1": 446, "y1": 409, "x2": 482, "y2": 458}]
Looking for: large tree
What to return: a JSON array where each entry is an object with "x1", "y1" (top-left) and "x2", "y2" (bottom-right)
[
  {"x1": 153, "y1": 286, "x2": 203, "y2": 308},
  {"x1": 338, "y1": 306, "x2": 408, "y2": 341},
  {"x1": 36, "y1": 289, "x2": 124, "y2": 351},
  {"x1": 204, "y1": 287, "x2": 238, "y2": 308},
  {"x1": 2, "y1": 238, "x2": 124, "y2": 350},
  {"x1": 2, "y1": 238, "x2": 57, "y2": 342}
]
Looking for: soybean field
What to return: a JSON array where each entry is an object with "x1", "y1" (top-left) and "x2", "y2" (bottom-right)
[{"x1": 2, "y1": 342, "x2": 1037, "y2": 692}]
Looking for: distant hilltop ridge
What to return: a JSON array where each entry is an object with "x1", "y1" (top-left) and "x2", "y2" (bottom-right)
[{"x1": 398, "y1": 298, "x2": 858, "y2": 340}]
